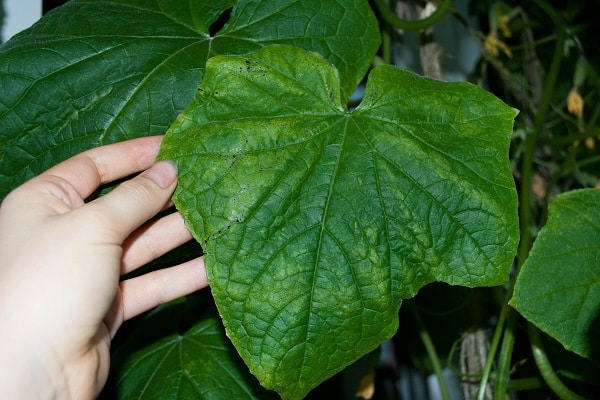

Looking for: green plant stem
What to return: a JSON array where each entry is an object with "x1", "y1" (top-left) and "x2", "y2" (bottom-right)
[
  {"x1": 493, "y1": 309, "x2": 517, "y2": 399},
  {"x1": 409, "y1": 303, "x2": 451, "y2": 400},
  {"x1": 476, "y1": 291, "x2": 509, "y2": 400},
  {"x1": 538, "y1": 127, "x2": 600, "y2": 146},
  {"x1": 589, "y1": 100, "x2": 600, "y2": 127},
  {"x1": 372, "y1": 0, "x2": 453, "y2": 31},
  {"x1": 517, "y1": 22, "x2": 565, "y2": 266},
  {"x1": 571, "y1": 154, "x2": 600, "y2": 170},
  {"x1": 480, "y1": 7, "x2": 566, "y2": 399},
  {"x1": 507, "y1": 377, "x2": 545, "y2": 391},
  {"x1": 538, "y1": 151, "x2": 577, "y2": 226},
  {"x1": 381, "y1": 27, "x2": 392, "y2": 65},
  {"x1": 528, "y1": 324, "x2": 588, "y2": 400}
]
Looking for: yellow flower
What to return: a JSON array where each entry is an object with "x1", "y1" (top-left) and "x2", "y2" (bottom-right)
[
  {"x1": 355, "y1": 369, "x2": 375, "y2": 399},
  {"x1": 499, "y1": 14, "x2": 512, "y2": 38},
  {"x1": 567, "y1": 87, "x2": 584, "y2": 117},
  {"x1": 585, "y1": 137, "x2": 595, "y2": 150},
  {"x1": 484, "y1": 31, "x2": 512, "y2": 58}
]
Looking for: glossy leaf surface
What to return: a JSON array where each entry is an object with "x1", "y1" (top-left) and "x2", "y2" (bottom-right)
[
  {"x1": 0, "y1": 0, "x2": 379, "y2": 198},
  {"x1": 511, "y1": 189, "x2": 600, "y2": 359},
  {"x1": 159, "y1": 45, "x2": 519, "y2": 399}
]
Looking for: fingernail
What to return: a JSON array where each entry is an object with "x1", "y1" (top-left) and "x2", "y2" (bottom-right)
[{"x1": 143, "y1": 160, "x2": 178, "y2": 189}]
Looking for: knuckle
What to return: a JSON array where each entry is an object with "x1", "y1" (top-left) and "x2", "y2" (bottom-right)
[{"x1": 118, "y1": 178, "x2": 160, "y2": 203}]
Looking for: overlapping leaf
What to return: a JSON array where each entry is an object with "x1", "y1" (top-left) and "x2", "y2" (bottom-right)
[
  {"x1": 104, "y1": 300, "x2": 276, "y2": 399},
  {"x1": 511, "y1": 189, "x2": 600, "y2": 359},
  {"x1": 159, "y1": 45, "x2": 519, "y2": 399},
  {"x1": 0, "y1": 0, "x2": 379, "y2": 198}
]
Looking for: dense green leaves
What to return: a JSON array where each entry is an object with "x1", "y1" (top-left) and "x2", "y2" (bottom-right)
[
  {"x1": 159, "y1": 45, "x2": 519, "y2": 399},
  {"x1": 511, "y1": 189, "x2": 600, "y2": 359},
  {"x1": 0, "y1": 0, "x2": 379, "y2": 199},
  {"x1": 105, "y1": 300, "x2": 275, "y2": 399}
]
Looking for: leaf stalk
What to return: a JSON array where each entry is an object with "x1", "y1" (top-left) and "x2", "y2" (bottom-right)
[
  {"x1": 372, "y1": 0, "x2": 454, "y2": 31},
  {"x1": 479, "y1": 4, "x2": 566, "y2": 398},
  {"x1": 527, "y1": 324, "x2": 588, "y2": 400},
  {"x1": 409, "y1": 303, "x2": 451, "y2": 400}
]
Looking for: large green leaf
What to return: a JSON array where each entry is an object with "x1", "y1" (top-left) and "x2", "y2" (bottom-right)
[
  {"x1": 159, "y1": 45, "x2": 519, "y2": 399},
  {"x1": 0, "y1": 0, "x2": 379, "y2": 199},
  {"x1": 511, "y1": 189, "x2": 600, "y2": 359},
  {"x1": 105, "y1": 299, "x2": 276, "y2": 399}
]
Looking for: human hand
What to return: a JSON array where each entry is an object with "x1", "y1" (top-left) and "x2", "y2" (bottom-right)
[{"x1": 0, "y1": 136, "x2": 207, "y2": 399}]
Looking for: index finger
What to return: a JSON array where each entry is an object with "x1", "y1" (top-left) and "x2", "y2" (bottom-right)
[{"x1": 41, "y1": 136, "x2": 164, "y2": 199}]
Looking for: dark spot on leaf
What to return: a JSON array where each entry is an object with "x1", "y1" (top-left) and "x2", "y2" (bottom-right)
[
  {"x1": 244, "y1": 59, "x2": 268, "y2": 76},
  {"x1": 204, "y1": 222, "x2": 233, "y2": 243},
  {"x1": 228, "y1": 154, "x2": 239, "y2": 168}
]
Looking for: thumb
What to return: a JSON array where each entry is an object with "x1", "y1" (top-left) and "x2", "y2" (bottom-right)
[{"x1": 84, "y1": 160, "x2": 178, "y2": 241}]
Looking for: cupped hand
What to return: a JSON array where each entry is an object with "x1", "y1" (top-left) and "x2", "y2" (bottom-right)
[{"x1": 0, "y1": 136, "x2": 207, "y2": 399}]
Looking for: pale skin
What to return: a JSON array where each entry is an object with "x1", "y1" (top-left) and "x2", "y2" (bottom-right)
[{"x1": 0, "y1": 136, "x2": 208, "y2": 399}]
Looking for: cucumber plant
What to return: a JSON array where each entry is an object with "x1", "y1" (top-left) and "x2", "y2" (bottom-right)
[{"x1": 0, "y1": 0, "x2": 597, "y2": 398}]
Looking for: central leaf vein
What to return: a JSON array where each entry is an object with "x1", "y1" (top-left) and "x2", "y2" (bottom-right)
[{"x1": 297, "y1": 116, "x2": 351, "y2": 378}]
